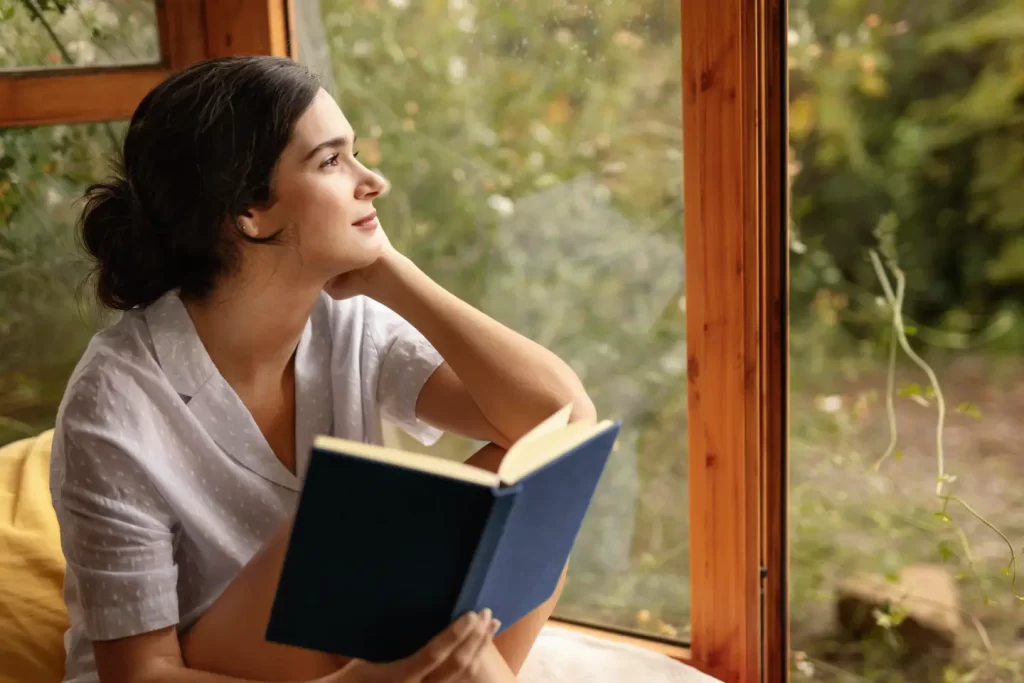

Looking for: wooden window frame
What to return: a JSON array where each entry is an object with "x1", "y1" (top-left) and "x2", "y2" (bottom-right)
[
  {"x1": 0, "y1": 0, "x2": 292, "y2": 127},
  {"x1": 0, "y1": 0, "x2": 789, "y2": 681},
  {"x1": 677, "y1": 0, "x2": 788, "y2": 681}
]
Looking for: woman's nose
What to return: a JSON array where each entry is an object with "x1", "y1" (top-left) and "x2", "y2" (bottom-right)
[{"x1": 356, "y1": 170, "x2": 389, "y2": 200}]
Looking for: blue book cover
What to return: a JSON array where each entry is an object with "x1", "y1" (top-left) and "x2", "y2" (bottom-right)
[{"x1": 265, "y1": 406, "x2": 621, "y2": 663}]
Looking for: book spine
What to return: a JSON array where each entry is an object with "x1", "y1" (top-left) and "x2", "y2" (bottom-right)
[{"x1": 451, "y1": 486, "x2": 520, "y2": 619}]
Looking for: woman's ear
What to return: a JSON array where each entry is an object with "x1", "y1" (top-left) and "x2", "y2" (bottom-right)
[{"x1": 236, "y1": 211, "x2": 260, "y2": 239}]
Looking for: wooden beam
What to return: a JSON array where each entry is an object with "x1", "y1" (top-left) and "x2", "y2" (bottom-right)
[
  {"x1": 156, "y1": 0, "x2": 208, "y2": 70},
  {"x1": 760, "y1": 0, "x2": 790, "y2": 681},
  {"x1": 682, "y1": 0, "x2": 782, "y2": 680},
  {"x1": 0, "y1": 67, "x2": 169, "y2": 128},
  {"x1": 203, "y1": 0, "x2": 293, "y2": 59}
]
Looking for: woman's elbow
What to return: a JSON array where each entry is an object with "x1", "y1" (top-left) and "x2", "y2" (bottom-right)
[
  {"x1": 541, "y1": 351, "x2": 597, "y2": 423},
  {"x1": 566, "y1": 381, "x2": 597, "y2": 424}
]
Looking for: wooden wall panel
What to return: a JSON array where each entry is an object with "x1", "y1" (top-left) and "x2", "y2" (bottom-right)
[
  {"x1": 157, "y1": 0, "x2": 208, "y2": 70},
  {"x1": 204, "y1": 0, "x2": 292, "y2": 59}
]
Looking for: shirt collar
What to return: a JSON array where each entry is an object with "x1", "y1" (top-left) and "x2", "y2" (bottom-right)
[
  {"x1": 143, "y1": 290, "x2": 217, "y2": 399},
  {"x1": 143, "y1": 290, "x2": 302, "y2": 491}
]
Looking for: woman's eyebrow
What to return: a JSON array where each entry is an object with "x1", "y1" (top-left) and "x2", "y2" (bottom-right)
[{"x1": 302, "y1": 135, "x2": 354, "y2": 161}]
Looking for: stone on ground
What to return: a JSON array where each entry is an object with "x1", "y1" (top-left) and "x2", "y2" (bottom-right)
[{"x1": 836, "y1": 564, "x2": 960, "y2": 657}]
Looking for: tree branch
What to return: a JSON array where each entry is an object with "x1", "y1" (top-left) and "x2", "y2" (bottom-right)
[{"x1": 21, "y1": 0, "x2": 120, "y2": 148}]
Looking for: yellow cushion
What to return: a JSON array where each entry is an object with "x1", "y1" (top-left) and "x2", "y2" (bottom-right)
[{"x1": 0, "y1": 430, "x2": 67, "y2": 683}]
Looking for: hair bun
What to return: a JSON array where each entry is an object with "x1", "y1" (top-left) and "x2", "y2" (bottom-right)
[{"x1": 78, "y1": 176, "x2": 177, "y2": 310}]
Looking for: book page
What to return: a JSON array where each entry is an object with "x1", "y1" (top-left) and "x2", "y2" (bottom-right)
[
  {"x1": 313, "y1": 436, "x2": 500, "y2": 487},
  {"x1": 504, "y1": 404, "x2": 573, "y2": 456},
  {"x1": 498, "y1": 419, "x2": 616, "y2": 485}
]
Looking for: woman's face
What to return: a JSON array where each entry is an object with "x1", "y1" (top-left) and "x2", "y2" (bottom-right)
[{"x1": 243, "y1": 88, "x2": 389, "y2": 280}]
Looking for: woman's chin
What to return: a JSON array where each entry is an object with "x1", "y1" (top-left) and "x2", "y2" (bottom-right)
[{"x1": 329, "y1": 242, "x2": 384, "y2": 274}]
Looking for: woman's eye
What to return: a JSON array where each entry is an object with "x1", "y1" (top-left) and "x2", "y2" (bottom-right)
[{"x1": 321, "y1": 153, "x2": 340, "y2": 168}]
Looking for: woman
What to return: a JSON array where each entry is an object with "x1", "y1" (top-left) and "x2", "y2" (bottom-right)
[{"x1": 51, "y1": 55, "x2": 595, "y2": 683}]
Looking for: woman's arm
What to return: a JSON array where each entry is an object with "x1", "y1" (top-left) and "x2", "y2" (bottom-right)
[
  {"x1": 94, "y1": 629, "x2": 317, "y2": 683},
  {"x1": 358, "y1": 248, "x2": 597, "y2": 446}
]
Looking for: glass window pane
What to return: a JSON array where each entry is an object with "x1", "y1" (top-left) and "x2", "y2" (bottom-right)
[
  {"x1": 0, "y1": 1, "x2": 159, "y2": 71},
  {"x1": 789, "y1": 0, "x2": 1024, "y2": 678},
  {"x1": 0, "y1": 122, "x2": 121, "y2": 444},
  {"x1": 299, "y1": 0, "x2": 688, "y2": 641}
]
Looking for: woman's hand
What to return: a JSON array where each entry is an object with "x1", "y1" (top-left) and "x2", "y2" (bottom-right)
[
  {"x1": 326, "y1": 610, "x2": 502, "y2": 683},
  {"x1": 324, "y1": 228, "x2": 404, "y2": 302}
]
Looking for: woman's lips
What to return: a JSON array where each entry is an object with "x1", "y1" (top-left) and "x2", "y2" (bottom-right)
[{"x1": 353, "y1": 211, "x2": 378, "y2": 229}]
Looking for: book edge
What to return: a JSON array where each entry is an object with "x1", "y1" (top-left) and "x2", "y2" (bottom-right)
[
  {"x1": 313, "y1": 435, "x2": 500, "y2": 488},
  {"x1": 450, "y1": 486, "x2": 519, "y2": 622}
]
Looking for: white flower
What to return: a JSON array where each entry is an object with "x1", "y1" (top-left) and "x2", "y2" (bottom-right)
[
  {"x1": 447, "y1": 56, "x2": 467, "y2": 83},
  {"x1": 94, "y1": 4, "x2": 118, "y2": 30},
  {"x1": 70, "y1": 40, "x2": 98, "y2": 65},
  {"x1": 795, "y1": 658, "x2": 815, "y2": 677},
  {"x1": 487, "y1": 194, "x2": 515, "y2": 217},
  {"x1": 815, "y1": 395, "x2": 843, "y2": 413},
  {"x1": 529, "y1": 122, "x2": 553, "y2": 145},
  {"x1": 471, "y1": 126, "x2": 498, "y2": 147},
  {"x1": 388, "y1": 0, "x2": 409, "y2": 7},
  {"x1": 46, "y1": 187, "x2": 64, "y2": 207}
]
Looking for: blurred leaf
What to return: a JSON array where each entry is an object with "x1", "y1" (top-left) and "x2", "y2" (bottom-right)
[
  {"x1": 937, "y1": 540, "x2": 956, "y2": 562},
  {"x1": 955, "y1": 401, "x2": 983, "y2": 419},
  {"x1": 790, "y1": 94, "x2": 817, "y2": 139},
  {"x1": 897, "y1": 383, "x2": 923, "y2": 398}
]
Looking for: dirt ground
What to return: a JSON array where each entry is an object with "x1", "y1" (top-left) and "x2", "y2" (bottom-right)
[{"x1": 789, "y1": 354, "x2": 1024, "y2": 681}]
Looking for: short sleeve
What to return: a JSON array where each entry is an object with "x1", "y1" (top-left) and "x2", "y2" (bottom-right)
[
  {"x1": 52, "y1": 423, "x2": 179, "y2": 641},
  {"x1": 361, "y1": 297, "x2": 445, "y2": 446}
]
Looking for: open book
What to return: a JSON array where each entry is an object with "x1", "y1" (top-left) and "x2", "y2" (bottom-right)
[{"x1": 266, "y1": 406, "x2": 621, "y2": 663}]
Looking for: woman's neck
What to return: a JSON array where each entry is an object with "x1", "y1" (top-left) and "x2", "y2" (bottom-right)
[{"x1": 183, "y1": 271, "x2": 324, "y2": 392}]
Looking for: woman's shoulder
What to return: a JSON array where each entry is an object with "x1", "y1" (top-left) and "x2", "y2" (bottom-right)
[
  {"x1": 49, "y1": 311, "x2": 176, "y2": 502},
  {"x1": 315, "y1": 292, "x2": 383, "y2": 348},
  {"x1": 318, "y1": 291, "x2": 413, "y2": 339},
  {"x1": 55, "y1": 311, "x2": 166, "y2": 440}
]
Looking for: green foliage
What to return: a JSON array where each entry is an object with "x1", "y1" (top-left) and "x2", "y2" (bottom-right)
[
  {"x1": 789, "y1": 0, "x2": 1024, "y2": 346},
  {"x1": 0, "y1": 0, "x2": 157, "y2": 69},
  {"x1": 0, "y1": 122, "x2": 119, "y2": 439}
]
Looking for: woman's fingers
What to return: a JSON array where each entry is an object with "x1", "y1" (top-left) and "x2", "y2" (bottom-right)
[
  {"x1": 407, "y1": 610, "x2": 489, "y2": 679},
  {"x1": 426, "y1": 613, "x2": 500, "y2": 683}
]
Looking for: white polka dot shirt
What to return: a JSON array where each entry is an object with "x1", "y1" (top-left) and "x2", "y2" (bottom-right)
[{"x1": 49, "y1": 290, "x2": 444, "y2": 683}]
